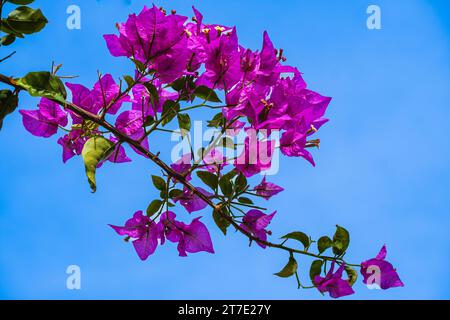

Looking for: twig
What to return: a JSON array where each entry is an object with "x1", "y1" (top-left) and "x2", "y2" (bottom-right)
[{"x1": 0, "y1": 51, "x2": 16, "y2": 63}]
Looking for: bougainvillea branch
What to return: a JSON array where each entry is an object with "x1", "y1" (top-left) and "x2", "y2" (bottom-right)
[
  {"x1": 1, "y1": 73, "x2": 349, "y2": 262},
  {"x1": 0, "y1": 4, "x2": 404, "y2": 298}
]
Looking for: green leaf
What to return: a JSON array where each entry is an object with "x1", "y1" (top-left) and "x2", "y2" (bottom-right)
[
  {"x1": 235, "y1": 173, "x2": 247, "y2": 193},
  {"x1": 81, "y1": 136, "x2": 115, "y2": 193},
  {"x1": 222, "y1": 169, "x2": 238, "y2": 180},
  {"x1": 151, "y1": 175, "x2": 166, "y2": 191},
  {"x1": 16, "y1": 71, "x2": 67, "y2": 103},
  {"x1": 1, "y1": 34, "x2": 16, "y2": 46},
  {"x1": 143, "y1": 115, "x2": 155, "y2": 127},
  {"x1": 193, "y1": 85, "x2": 221, "y2": 103},
  {"x1": 170, "y1": 77, "x2": 187, "y2": 92},
  {"x1": 7, "y1": 0, "x2": 35, "y2": 5},
  {"x1": 196, "y1": 171, "x2": 218, "y2": 191},
  {"x1": 131, "y1": 59, "x2": 146, "y2": 73},
  {"x1": 207, "y1": 112, "x2": 225, "y2": 128},
  {"x1": 170, "y1": 76, "x2": 195, "y2": 91},
  {"x1": 0, "y1": 20, "x2": 24, "y2": 37},
  {"x1": 123, "y1": 75, "x2": 134, "y2": 89},
  {"x1": 213, "y1": 207, "x2": 230, "y2": 235},
  {"x1": 309, "y1": 260, "x2": 324, "y2": 282},
  {"x1": 218, "y1": 169, "x2": 237, "y2": 197},
  {"x1": 177, "y1": 113, "x2": 191, "y2": 135},
  {"x1": 332, "y1": 225, "x2": 350, "y2": 255},
  {"x1": 281, "y1": 231, "x2": 310, "y2": 249},
  {"x1": 169, "y1": 77, "x2": 195, "y2": 100},
  {"x1": 0, "y1": 89, "x2": 18, "y2": 130},
  {"x1": 274, "y1": 255, "x2": 298, "y2": 278},
  {"x1": 146, "y1": 200, "x2": 163, "y2": 217},
  {"x1": 345, "y1": 266, "x2": 358, "y2": 286},
  {"x1": 317, "y1": 236, "x2": 333, "y2": 254},
  {"x1": 143, "y1": 82, "x2": 159, "y2": 103},
  {"x1": 169, "y1": 189, "x2": 183, "y2": 199},
  {"x1": 161, "y1": 100, "x2": 179, "y2": 126},
  {"x1": 237, "y1": 197, "x2": 253, "y2": 205},
  {"x1": 159, "y1": 190, "x2": 168, "y2": 199},
  {"x1": 219, "y1": 176, "x2": 233, "y2": 197},
  {"x1": 6, "y1": 6, "x2": 47, "y2": 35}
]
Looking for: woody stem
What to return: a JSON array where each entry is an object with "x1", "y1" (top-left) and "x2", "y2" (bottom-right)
[{"x1": 0, "y1": 73, "x2": 359, "y2": 268}]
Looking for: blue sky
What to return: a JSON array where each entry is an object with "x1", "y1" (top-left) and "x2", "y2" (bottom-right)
[{"x1": 0, "y1": 0, "x2": 449, "y2": 299}]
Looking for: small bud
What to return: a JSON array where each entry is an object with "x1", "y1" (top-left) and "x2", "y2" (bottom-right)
[
  {"x1": 277, "y1": 48, "x2": 286, "y2": 62},
  {"x1": 305, "y1": 139, "x2": 321, "y2": 149},
  {"x1": 171, "y1": 9, "x2": 177, "y2": 15}
]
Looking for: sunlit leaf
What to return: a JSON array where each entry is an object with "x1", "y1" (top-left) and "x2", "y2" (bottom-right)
[
  {"x1": 81, "y1": 136, "x2": 115, "y2": 193},
  {"x1": 274, "y1": 255, "x2": 298, "y2": 278},
  {"x1": 6, "y1": 6, "x2": 47, "y2": 35},
  {"x1": 16, "y1": 71, "x2": 67, "y2": 103}
]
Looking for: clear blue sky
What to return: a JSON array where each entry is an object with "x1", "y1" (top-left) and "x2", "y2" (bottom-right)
[{"x1": 1, "y1": 0, "x2": 449, "y2": 299}]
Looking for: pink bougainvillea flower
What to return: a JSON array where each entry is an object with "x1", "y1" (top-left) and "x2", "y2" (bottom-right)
[
  {"x1": 131, "y1": 79, "x2": 178, "y2": 117},
  {"x1": 92, "y1": 74, "x2": 130, "y2": 115},
  {"x1": 203, "y1": 148, "x2": 227, "y2": 173},
  {"x1": 104, "y1": 6, "x2": 190, "y2": 83},
  {"x1": 19, "y1": 98, "x2": 68, "y2": 138},
  {"x1": 196, "y1": 27, "x2": 242, "y2": 90},
  {"x1": 159, "y1": 211, "x2": 214, "y2": 257},
  {"x1": 170, "y1": 153, "x2": 193, "y2": 181},
  {"x1": 279, "y1": 130, "x2": 315, "y2": 166},
  {"x1": 107, "y1": 135, "x2": 131, "y2": 163},
  {"x1": 222, "y1": 80, "x2": 265, "y2": 123},
  {"x1": 151, "y1": 36, "x2": 190, "y2": 84},
  {"x1": 239, "y1": 48, "x2": 260, "y2": 83},
  {"x1": 57, "y1": 129, "x2": 87, "y2": 163},
  {"x1": 254, "y1": 177, "x2": 284, "y2": 200},
  {"x1": 135, "y1": 6, "x2": 188, "y2": 57},
  {"x1": 174, "y1": 187, "x2": 213, "y2": 213},
  {"x1": 234, "y1": 133, "x2": 275, "y2": 177},
  {"x1": 115, "y1": 110, "x2": 144, "y2": 136},
  {"x1": 360, "y1": 245, "x2": 404, "y2": 290},
  {"x1": 314, "y1": 262, "x2": 355, "y2": 299},
  {"x1": 240, "y1": 209, "x2": 276, "y2": 248},
  {"x1": 120, "y1": 125, "x2": 149, "y2": 158},
  {"x1": 109, "y1": 211, "x2": 158, "y2": 260},
  {"x1": 185, "y1": 7, "x2": 233, "y2": 73},
  {"x1": 254, "y1": 31, "x2": 280, "y2": 87},
  {"x1": 66, "y1": 82, "x2": 98, "y2": 124}
]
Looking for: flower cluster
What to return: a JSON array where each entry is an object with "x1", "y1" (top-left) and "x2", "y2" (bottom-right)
[
  {"x1": 15, "y1": 5, "x2": 403, "y2": 298},
  {"x1": 110, "y1": 211, "x2": 213, "y2": 259}
]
